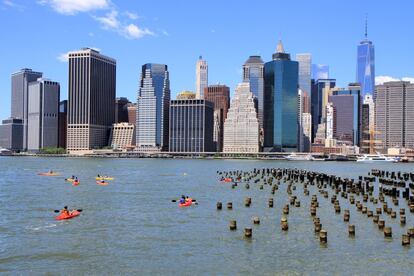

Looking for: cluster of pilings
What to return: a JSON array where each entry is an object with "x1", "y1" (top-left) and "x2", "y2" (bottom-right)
[{"x1": 217, "y1": 168, "x2": 414, "y2": 246}]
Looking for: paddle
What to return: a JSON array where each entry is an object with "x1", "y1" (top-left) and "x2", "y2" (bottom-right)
[
  {"x1": 171, "y1": 199, "x2": 197, "y2": 202},
  {"x1": 54, "y1": 209, "x2": 83, "y2": 213}
]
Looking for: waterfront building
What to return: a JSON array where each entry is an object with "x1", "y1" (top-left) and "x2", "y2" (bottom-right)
[
  {"x1": 0, "y1": 118, "x2": 23, "y2": 151},
  {"x1": 67, "y1": 48, "x2": 116, "y2": 152},
  {"x1": 110, "y1": 122, "x2": 136, "y2": 149},
  {"x1": 311, "y1": 79, "x2": 336, "y2": 141},
  {"x1": 329, "y1": 84, "x2": 362, "y2": 146},
  {"x1": 223, "y1": 82, "x2": 259, "y2": 153},
  {"x1": 312, "y1": 64, "x2": 329, "y2": 80},
  {"x1": 58, "y1": 100, "x2": 67, "y2": 149},
  {"x1": 375, "y1": 81, "x2": 414, "y2": 151},
  {"x1": 115, "y1": 97, "x2": 130, "y2": 123},
  {"x1": 326, "y1": 102, "x2": 335, "y2": 140},
  {"x1": 176, "y1": 91, "x2": 196, "y2": 100},
  {"x1": 264, "y1": 40, "x2": 299, "y2": 152},
  {"x1": 204, "y1": 84, "x2": 230, "y2": 151},
  {"x1": 356, "y1": 19, "x2": 375, "y2": 97},
  {"x1": 127, "y1": 103, "x2": 137, "y2": 126},
  {"x1": 136, "y1": 63, "x2": 170, "y2": 152},
  {"x1": 27, "y1": 78, "x2": 60, "y2": 151},
  {"x1": 11, "y1": 68, "x2": 43, "y2": 150},
  {"x1": 196, "y1": 56, "x2": 208, "y2": 99},
  {"x1": 243, "y1": 55, "x2": 265, "y2": 133},
  {"x1": 169, "y1": 99, "x2": 214, "y2": 152}
]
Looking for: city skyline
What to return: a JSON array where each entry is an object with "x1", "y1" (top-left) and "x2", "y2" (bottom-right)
[{"x1": 2, "y1": 0, "x2": 414, "y2": 120}]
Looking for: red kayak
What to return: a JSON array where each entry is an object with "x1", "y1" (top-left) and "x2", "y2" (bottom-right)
[
  {"x1": 96, "y1": 181, "x2": 108, "y2": 186},
  {"x1": 55, "y1": 210, "x2": 81, "y2": 220},
  {"x1": 179, "y1": 198, "x2": 193, "y2": 207},
  {"x1": 221, "y1": 178, "x2": 233, "y2": 183},
  {"x1": 72, "y1": 180, "x2": 80, "y2": 186}
]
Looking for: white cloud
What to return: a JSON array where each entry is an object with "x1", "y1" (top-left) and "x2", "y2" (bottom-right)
[
  {"x1": 3, "y1": 0, "x2": 24, "y2": 10},
  {"x1": 39, "y1": 0, "x2": 109, "y2": 15},
  {"x1": 125, "y1": 11, "x2": 139, "y2": 20},
  {"x1": 93, "y1": 10, "x2": 119, "y2": 29},
  {"x1": 123, "y1": 24, "x2": 154, "y2": 39},
  {"x1": 376, "y1": 76, "x2": 414, "y2": 85}
]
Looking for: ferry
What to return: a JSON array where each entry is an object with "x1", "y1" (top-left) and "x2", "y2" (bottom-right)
[
  {"x1": 285, "y1": 153, "x2": 314, "y2": 161},
  {"x1": 356, "y1": 153, "x2": 398, "y2": 162}
]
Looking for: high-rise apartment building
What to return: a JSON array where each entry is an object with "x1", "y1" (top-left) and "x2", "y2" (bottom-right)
[
  {"x1": 169, "y1": 98, "x2": 214, "y2": 152},
  {"x1": 311, "y1": 79, "x2": 336, "y2": 141},
  {"x1": 356, "y1": 20, "x2": 375, "y2": 97},
  {"x1": 11, "y1": 68, "x2": 43, "y2": 150},
  {"x1": 223, "y1": 82, "x2": 259, "y2": 153},
  {"x1": 67, "y1": 48, "x2": 116, "y2": 152},
  {"x1": 204, "y1": 84, "x2": 230, "y2": 151},
  {"x1": 375, "y1": 81, "x2": 414, "y2": 151},
  {"x1": 136, "y1": 63, "x2": 170, "y2": 151},
  {"x1": 196, "y1": 56, "x2": 208, "y2": 99},
  {"x1": 27, "y1": 78, "x2": 60, "y2": 151},
  {"x1": 243, "y1": 56, "x2": 264, "y2": 132},
  {"x1": 329, "y1": 84, "x2": 362, "y2": 145},
  {"x1": 264, "y1": 41, "x2": 299, "y2": 152}
]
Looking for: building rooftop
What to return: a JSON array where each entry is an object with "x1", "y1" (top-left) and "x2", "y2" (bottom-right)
[{"x1": 244, "y1": 56, "x2": 264, "y2": 65}]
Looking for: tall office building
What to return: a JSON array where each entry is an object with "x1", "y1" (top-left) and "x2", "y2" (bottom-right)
[
  {"x1": 196, "y1": 56, "x2": 208, "y2": 99},
  {"x1": 127, "y1": 103, "x2": 137, "y2": 126},
  {"x1": 204, "y1": 84, "x2": 230, "y2": 151},
  {"x1": 169, "y1": 98, "x2": 214, "y2": 152},
  {"x1": 297, "y1": 53, "x2": 312, "y2": 108},
  {"x1": 223, "y1": 82, "x2": 259, "y2": 153},
  {"x1": 329, "y1": 84, "x2": 362, "y2": 145},
  {"x1": 0, "y1": 118, "x2": 23, "y2": 151},
  {"x1": 311, "y1": 79, "x2": 336, "y2": 141},
  {"x1": 312, "y1": 64, "x2": 329, "y2": 80},
  {"x1": 298, "y1": 89, "x2": 312, "y2": 152},
  {"x1": 115, "y1": 97, "x2": 130, "y2": 123},
  {"x1": 375, "y1": 81, "x2": 414, "y2": 151},
  {"x1": 67, "y1": 48, "x2": 116, "y2": 152},
  {"x1": 27, "y1": 78, "x2": 60, "y2": 151},
  {"x1": 243, "y1": 56, "x2": 264, "y2": 131},
  {"x1": 356, "y1": 19, "x2": 375, "y2": 97},
  {"x1": 58, "y1": 100, "x2": 67, "y2": 148},
  {"x1": 264, "y1": 41, "x2": 299, "y2": 152},
  {"x1": 302, "y1": 113, "x2": 312, "y2": 152},
  {"x1": 326, "y1": 102, "x2": 335, "y2": 140},
  {"x1": 136, "y1": 63, "x2": 170, "y2": 151},
  {"x1": 361, "y1": 103, "x2": 371, "y2": 153},
  {"x1": 11, "y1": 68, "x2": 43, "y2": 150}
]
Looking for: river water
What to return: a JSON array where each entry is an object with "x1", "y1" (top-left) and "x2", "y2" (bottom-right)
[{"x1": 0, "y1": 157, "x2": 413, "y2": 275}]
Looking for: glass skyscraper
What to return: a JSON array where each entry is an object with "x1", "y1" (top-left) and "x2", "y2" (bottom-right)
[
  {"x1": 311, "y1": 79, "x2": 336, "y2": 142},
  {"x1": 296, "y1": 54, "x2": 312, "y2": 96},
  {"x1": 356, "y1": 24, "x2": 375, "y2": 97},
  {"x1": 264, "y1": 41, "x2": 299, "y2": 152},
  {"x1": 136, "y1": 63, "x2": 170, "y2": 151}
]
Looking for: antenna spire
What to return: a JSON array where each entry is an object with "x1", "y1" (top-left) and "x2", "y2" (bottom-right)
[{"x1": 365, "y1": 14, "x2": 368, "y2": 38}]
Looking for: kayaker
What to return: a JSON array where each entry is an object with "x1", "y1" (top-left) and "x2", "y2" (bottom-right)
[
  {"x1": 179, "y1": 195, "x2": 186, "y2": 204},
  {"x1": 101, "y1": 180, "x2": 105, "y2": 184},
  {"x1": 49, "y1": 170, "x2": 54, "y2": 174},
  {"x1": 61, "y1": 206, "x2": 69, "y2": 216},
  {"x1": 97, "y1": 174, "x2": 101, "y2": 178}
]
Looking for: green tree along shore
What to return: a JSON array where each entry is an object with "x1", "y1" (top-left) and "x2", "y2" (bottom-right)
[{"x1": 39, "y1": 147, "x2": 66, "y2": 154}]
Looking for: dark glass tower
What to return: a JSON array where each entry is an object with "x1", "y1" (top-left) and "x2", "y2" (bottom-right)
[{"x1": 264, "y1": 41, "x2": 299, "y2": 152}]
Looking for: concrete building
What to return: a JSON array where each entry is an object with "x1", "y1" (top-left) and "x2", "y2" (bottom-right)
[
  {"x1": 136, "y1": 63, "x2": 170, "y2": 152},
  {"x1": 326, "y1": 102, "x2": 335, "y2": 140},
  {"x1": 204, "y1": 84, "x2": 230, "y2": 151},
  {"x1": 196, "y1": 56, "x2": 208, "y2": 99},
  {"x1": 127, "y1": 103, "x2": 137, "y2": 125},
  {"x1": 177, "y1": 91, "x2": 196, "y2": 100},
  {"x1": 0, "y1": 118, "x2": 23, "y2": 151},
  {"x1": 115, "y1": 97, "x2": 130, "y2": 123},
  {"x1": 311, "y1": 79, "x2": 336, "y2": 141},
  {"x1": 27, "y1": 78, "x2": 60, "y2": 151},
  {"x1": 58, "y1": 100, "x2": 67, "y2": 149},
  {"x1": 169, "y1": 99, "x2": 214, "y2": 152},
  {"x1": 243, "y1": 56, "x2": 264, "y2": 134},
  {"x1": 67, "y1": 48, "x2": 116, "y2": 152},
  {"x1": 361, "y1": 103, "x2": 371, "y2": 153},
  {"x1": 375, "y1": 81, "x2": 414, "y2": 151},
  {"x1": 264, "y1": 40, "x2": 298, "y2": 152},
  {"x1": 11, "y1": 68, "x2": 43, "y2": 150},
  {"x1": 302, "y1": 112, "x2": 312, "y2": 152},
  {"x1": 110, "y1": 122, "x2": 135, "y2": 149},
  {"x1": 223, "y1": 82, "x2": 259, "y2": 153}
]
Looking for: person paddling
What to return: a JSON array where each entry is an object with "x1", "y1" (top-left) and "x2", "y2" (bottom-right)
[
  {"x1": 179, "y1": 195, "x2": 186, "y2": 204},
  {"x1": 61, "y1": 206, "x2": 69, "y2": 216}
]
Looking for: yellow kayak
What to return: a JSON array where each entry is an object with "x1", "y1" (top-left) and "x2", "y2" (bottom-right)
[
  {"x1": 38, "y1": 172, "x2": 60, "y2": 176},
  {"x1": 95, "y1": 176, "x2": 114, "y2": 181},
  {"x1": 65, "y1": 178, "x2": 75, "y2": 182}
]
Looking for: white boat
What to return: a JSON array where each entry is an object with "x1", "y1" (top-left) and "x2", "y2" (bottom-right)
[
  {"x1": 356, "y1": 153, "x2": 398, "y2": 162},
  {"x1": 285, "y1": 153, "x2": 314, "y2": 161}
]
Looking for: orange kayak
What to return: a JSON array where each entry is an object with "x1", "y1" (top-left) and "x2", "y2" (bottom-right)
[
  {"x1": 55, "y1": 210, "x2": 80, "y2": 220},
  {"x1": 72, "y1": 180, "x2": 80, "y2": 186},
  {"x1": 96, "y1": 181, "x2": 108, "y2": 186}
]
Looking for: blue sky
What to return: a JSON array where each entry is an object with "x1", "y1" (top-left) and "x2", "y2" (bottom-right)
[{"x1": 1, "y1": 0, "x2": 414, "y2": 120}]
